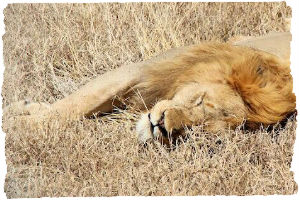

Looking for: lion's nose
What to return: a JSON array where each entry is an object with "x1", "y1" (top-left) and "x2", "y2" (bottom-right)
[
  {"x1": 148, "y1": 112, "x2": 165, "y2": 128},
  {"x1": 148, "y1": 112, "x2": 168, "y2": 137}
]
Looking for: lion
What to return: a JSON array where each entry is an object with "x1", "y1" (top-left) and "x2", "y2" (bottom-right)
[{"x1": 3, "y1": 32, "x2": 296, "y2": 146}]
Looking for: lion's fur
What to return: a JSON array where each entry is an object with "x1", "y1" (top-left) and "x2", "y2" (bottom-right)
[
  {"x1": 133, "y1": 43, "x2": 295, "y2": 129},
  {"x1": 4, "y1": 33, "x2": 296, "y2": 142}
]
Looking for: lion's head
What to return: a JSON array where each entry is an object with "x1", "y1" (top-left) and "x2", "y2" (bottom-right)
[{"x1": 135, "y1": 43, "x2": 296, "y2": 145}]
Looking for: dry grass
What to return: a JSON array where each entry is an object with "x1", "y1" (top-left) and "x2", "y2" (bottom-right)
[{"x1": 2, "y1": 2, "x2": 297, "y2": 198}]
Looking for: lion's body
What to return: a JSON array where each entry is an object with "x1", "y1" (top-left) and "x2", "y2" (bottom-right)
[{"x1": 4, "y1": 32, "x2": 296, "y2": 144}]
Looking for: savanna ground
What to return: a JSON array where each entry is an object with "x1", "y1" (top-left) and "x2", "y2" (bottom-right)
[{"x1": 1, "y1": 2, "x2": 297, "y2": 198}]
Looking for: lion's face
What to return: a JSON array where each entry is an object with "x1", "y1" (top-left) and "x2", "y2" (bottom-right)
[{"x1": 136, "y1": 82, "x2": 246, "y2": 145}]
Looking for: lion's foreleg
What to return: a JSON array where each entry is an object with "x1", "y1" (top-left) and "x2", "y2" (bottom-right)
[
  {"x1": 43, "y1": 63, "x2": 145, "y2": 120},
  {"x1": 3, "y1": 100, "x2": 50, "y2": 117}
]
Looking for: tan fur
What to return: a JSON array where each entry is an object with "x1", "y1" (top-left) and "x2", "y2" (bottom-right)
[
  {"x1": 4, "y1": 32, "x2": 295, "y2": 144},
  {"x1": 134, "y1": 41, "x2": 295, "y2": 143}
]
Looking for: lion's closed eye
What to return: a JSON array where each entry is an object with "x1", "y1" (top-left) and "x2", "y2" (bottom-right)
[{"x1": 195, "y1": 92, "x2": 206, "y2": 106}]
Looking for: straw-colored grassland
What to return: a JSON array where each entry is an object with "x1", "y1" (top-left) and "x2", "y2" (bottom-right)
[{"x1": 2, "y1": 2, "x2": 297, "y2": 198}]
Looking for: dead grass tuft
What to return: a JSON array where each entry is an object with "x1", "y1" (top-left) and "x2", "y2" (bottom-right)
[{"x1": 2, "y1": 2, "x2": 297, "y2": 198}]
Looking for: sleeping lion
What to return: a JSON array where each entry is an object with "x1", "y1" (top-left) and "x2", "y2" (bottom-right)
[{"x1": 3, "y1": 32, "x2": 296, "y2": 146}]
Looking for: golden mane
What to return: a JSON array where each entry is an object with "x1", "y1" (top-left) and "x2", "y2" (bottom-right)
[{"x1": 133, "y1": 43, "x2": 296, "y2": 127}]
